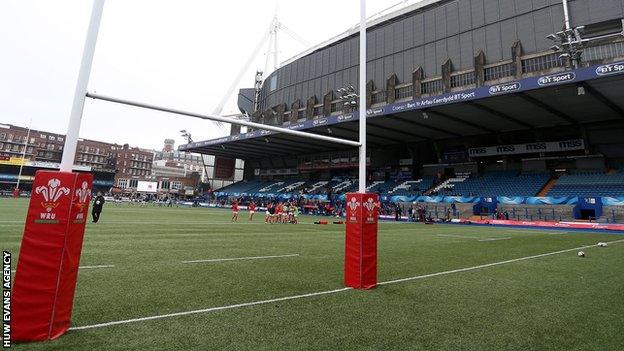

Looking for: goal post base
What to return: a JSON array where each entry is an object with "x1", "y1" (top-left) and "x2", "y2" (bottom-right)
[
  {"x1": 344, "y1": 193, "x2": 379, "y2": 290},
  {"x1": 12, "y1": 171, "x2": 93, "y2": 341}
]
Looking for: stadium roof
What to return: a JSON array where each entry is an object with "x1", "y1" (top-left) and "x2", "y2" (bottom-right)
[
  {"x1": 180, "y1": 63, "x2": 624, "y2": 160},
  {"x1": 281, "y1": 0, "x2": 443, "y2": 67}
]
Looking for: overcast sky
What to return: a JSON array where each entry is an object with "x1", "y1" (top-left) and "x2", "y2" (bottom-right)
[{"x1": 0, "y1": 0, "x2": 417, "y2": 151}]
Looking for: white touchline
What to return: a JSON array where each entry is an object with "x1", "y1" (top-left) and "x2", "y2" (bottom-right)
[
  {"x1": 478, "y1": 237, "x2": 512, "y2": 242},
  {"x1": 69, "y1": 238, "x2": 624, "y2": 331},
  {"x1": 11, "y1": 264, "x2": 114, "y2": 273},
  {"x1": 181, "y1": 254, "x2": 300, "y2": 264}
]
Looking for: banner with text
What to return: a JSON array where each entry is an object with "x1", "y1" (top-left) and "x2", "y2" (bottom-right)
[{"x1": 468, "y1": 139, "x2": 584, "y2": 157}]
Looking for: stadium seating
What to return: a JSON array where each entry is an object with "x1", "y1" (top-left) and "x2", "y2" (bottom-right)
[
  {"x1": 548, "y1": 171, "x2": 624, "y2": 197},
  {"x1": 387, "y1": 177, "x2": 434, "y2": 196},
  {"x1": 216, "y1": 170, "x2": 623, "y2": 200},
  {"x1": 438, "y1": 171, "x2": 550, "y2": 197}
]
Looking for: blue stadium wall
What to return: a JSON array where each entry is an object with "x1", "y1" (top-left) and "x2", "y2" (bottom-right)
[{"x1": 257, "y1": 0, "x2": 624, "y2": 112}]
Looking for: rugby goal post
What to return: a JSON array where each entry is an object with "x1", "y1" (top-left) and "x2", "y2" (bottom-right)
[{"x1": 12, "y1": 0, "x2": 377, "y2": 342}]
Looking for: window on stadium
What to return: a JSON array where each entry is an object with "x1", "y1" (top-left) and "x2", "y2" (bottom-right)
[
  {"x1": 313, "y1": 106, "x2": 322, "y2": 116},
  {"x1": 395, "y1": 85, "x2": 412, "y2": 100},
  {"x1": 484, "y1": 63, "x2": 515, "y2": 81},
  {"x1": 371, "y1": 91, "x2": 386, "y2": 104},
  {"x1": 522, "y1": 53, "x2": 565, "y2": 73},
  {"x1": 451, "y1": 71, "x2": 476, "y2": 88},
  {"x1": 421, "y1": 79, "x2": 442, "y2": 95},
  {"x1": 584, "y1": 41, "x2": 624, "y2": 62}
]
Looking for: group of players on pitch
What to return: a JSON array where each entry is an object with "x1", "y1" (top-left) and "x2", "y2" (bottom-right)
[{"x1": 231, "y1": 200, "x2": 300, "y2": 224}]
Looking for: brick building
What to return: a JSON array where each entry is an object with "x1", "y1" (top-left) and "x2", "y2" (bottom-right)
[
  {"x1": 0, "y1": 123, "x2": 154, "y2": 192},
  {"x1": 0, "y1": 124, "x2": 65, "y2": 163},
  {"x1": 114, "y1": 144, "x2": 154, "y2": 190}
]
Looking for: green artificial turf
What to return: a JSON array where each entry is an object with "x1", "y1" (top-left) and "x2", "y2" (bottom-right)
[{"x1": 1, "y1": 198, "x2": 623, "y2": 350}]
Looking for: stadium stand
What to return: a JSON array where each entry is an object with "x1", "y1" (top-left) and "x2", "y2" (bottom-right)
[
  {"x1": 437, "y1": 171, "x2": 551, "y2": 197},
  {"x1": 387, "y1": 177, "x2": 434, "y2": 196},
  {"x1": 548, "y1": 171, "x2": 624, "y2": 197}
]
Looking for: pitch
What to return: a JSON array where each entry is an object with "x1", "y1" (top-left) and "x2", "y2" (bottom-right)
[{"x1": 2, "y1": 199, "x2": 623, "y2": 350}]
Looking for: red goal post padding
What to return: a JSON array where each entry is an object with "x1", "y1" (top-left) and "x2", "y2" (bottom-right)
[
  {"x1": 12, "y1": 171, "x2": 92, "y2": 341},
  {"x1": 344, "y1": 193, "x2": 378, "y2": 289}
]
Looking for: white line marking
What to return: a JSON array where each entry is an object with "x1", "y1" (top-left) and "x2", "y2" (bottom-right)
[
  {"x1": 69, "y1": 238, "x2": 624, "y2": 331},
  {"x1": 79, "y1": 265, "x2": 115, "y2": 269},
  {"x1": 478, "y1": 237, "x2": 512, "y2": 242},
  {"x1": 181, "y1": 254, "x2": 299, "y2": 264},
  {"x1": 378, "y1": 238, "x2": 624, "y2": 285},
  {"x1": 437, "y1": 234, "x2": 511, "y2": 242},
  {"x1": 11, "y1": 264, "x2": 114, "y2": 273},
  {"x1": 70, "y1": 287, "x2": 351, "y2": 331},
  {"x1": 436, "y1": 234, "x2": 473, "y2": 239}
]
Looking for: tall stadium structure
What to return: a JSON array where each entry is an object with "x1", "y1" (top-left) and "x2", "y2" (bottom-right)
[{"x1": 182, "y1": 0, "x2": 624, "y2": 207}]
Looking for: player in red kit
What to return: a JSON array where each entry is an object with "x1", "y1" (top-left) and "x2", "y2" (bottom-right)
[
  {"x1": 248, "y1": 201, "x2": 256, "y2": 221},
  {"x1": 231, "y1": 201, "x2": 239, "y2": 222}
]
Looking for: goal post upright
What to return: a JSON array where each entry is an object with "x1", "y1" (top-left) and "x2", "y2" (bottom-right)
[
  {"x1": 60, "y1": 0, "x2": 106, "y2": 172},
  {"x1": 343, "y1": 0, "x2": 379, "y2": 291},
  {"x1": 13, "y1": 0, "x2": 104, "y2": 342},
  {"x1": 358, "y1": 0, "x2": 367, "y2": 195}
]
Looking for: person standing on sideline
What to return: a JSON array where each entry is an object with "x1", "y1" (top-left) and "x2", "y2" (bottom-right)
[
  {"x1": 92, "y1": 192, "x2": 105, "y2": 223},
  {"x1": 231, "y1": 201, "x2": 239, "y2": 222},
  {"x1": 248, "y1": 201, "x2": 256, "y2": 221}
]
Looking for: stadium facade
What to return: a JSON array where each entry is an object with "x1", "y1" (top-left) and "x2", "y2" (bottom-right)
[{"x1": 182, "y1": 0, "x2": 624, "y2": 221}]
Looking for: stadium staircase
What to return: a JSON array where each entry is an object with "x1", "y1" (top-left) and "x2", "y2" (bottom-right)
[
  {"x1": 388, "y1": 180, "x2": 422, "y2": 195},
  {"x1": 366, "y1": 181, "x2": 385, "y2": 192},
  {"x1": 426, "y1": 173, "x2": 470, "y2": 195},
  {"x1": 258, "y1": 182, "x2": 284, "y2": 192},
  {"x1": 333, "y1": 179, "x2": 354, "y2": 193},
  {"x1": 277, "y1": 181, "x2": 305, "y2": 193},
  {"x1": 307, "y1": 181, "x2": 328, "y2": 193},
  {"x1": 536, "y1": 176, "x2": 558, "y2": 196}
]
